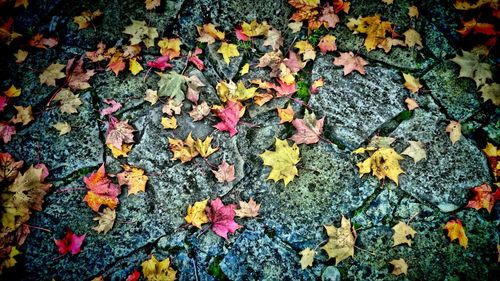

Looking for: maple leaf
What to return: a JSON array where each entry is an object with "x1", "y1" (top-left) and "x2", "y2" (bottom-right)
[
  {"x1": 389, "y1": 259, "x2": 408, "y2": 276},
  {"x1": 185, "y1": 198, "x2": 209, "y2": 228},
  {"x1": 401, "y1": 140, "x2": 427, "y2": 163},
  {"x1": 53, "y1": 88, "x2": 82, "y2": 114},
  {"x1": 408, "y1": 5, "x2": 419, "y2": 18},
  {"x1": 405, "y1": 98, "x2": 419, "y2": 111},
  {"x1": 53, "y1": 122, "x2": 71, "y2": 135},
  {"x1": 479, "y1": 83, "x2": 500, "y2": 105},
  {"x1": 107, "y1": 53, "x2": 126, "y2": 76},
  {"x1": 355, "y1": 147, "x2": 404, "y2": 185},
  {"x1": 3, "y1": 85, "x2": 21, "y2": 97},
  {"x1": 239, "y1": 63, "x2": 250, "y2": 76},
  {"x1": 277, "y1": 104, "x2": 295, "y2": 124},
  {"x1": 299, "y1": 248, "x2": 315, "y2": 269},
  {"x1": 290, "y1": 110, "x2": 325, "y2": 144},
  {"x1": 162, "y1": 98, "x2": 183, "y2": 116},
  {"x1": 288, "y1": 22, "x2": 303, "y2": 33},
  {"x1": 0, "y1": 122, "x2": 16, "y2": 143},
  {"x1": 319, "y1": 5, "x2": 340, "y2": 28},
  {"x1": 117, "y1": 165, "x2": 148, "y2": 195},
  {"x1": 0, "y1": 247, "x2": 20, "y2": 272},
  {"x1": 11, "y1": 105, "x2": 33, "y2": 126},
  {"x1": 234, "y1": 198, "x2": 260, "y2": 218},
  {"x1": 93, "y1": 207, "x2": 116, "y2": 234},
  {"x1": 310, "y1": 78, "x2": 324, "y2": 94},
  {"x1": 444, "y1": 219, "x2": 468, "y2": 248},
  {"x1": 14, "y1": 0, "x2": 28, "y2": 8},
  {"x1": 14, "y1": 49, "x2": 28, "y2": 63},
  {"x1": 482, "y1": 142, "x2": 500, "y2": 179},
  {"x1": 295, "y1": 40, "x2": 316, "y2": 61},
  {"x1": 147, "y1": 55, "x2": 172, "y2": 71},
  {"x1": 105, "y1": 116, "x2": 135, "y2": 150},
  {"x1": 197, "y1": 23, "x2": 225, "y2": 44},
  {"x1": 450, "y1": 50, "x2": 492, "y2": 87},
  {"x1": 382, "y1": 0, "x2": 393, "y2": 4},
  {"x1": 402, "y1": 73, "x2": 422, "y2": 93},
  {"x1": 0, "y1": 96, "x2": 6, "y2": 113},
  {"x1": 129, "y1": 58, "x2": 143, "y2": 75},
  {"x1": 318, "y1": 34, "x2": 337, "y2": 54},
  {"x1": 218, "y1": 42, "x2": 240, "y2": 64},
  {"x1": 123, "y1": 20, "x2": 158, "y2": 48},
  {"x1": 263, "y1": 28, "x2": 283, "y2": 51},
  {"x1": 161, "y1": 117, "x2": 177, "y2": 129},
  {"x1": 466, "y1": 183, "x2": 499, "y2": 213},
  {"x1": 188, "y1": 48, "x2": 205, "y2": 71},
  {"x1": 28, "y1": 33, "x2": 58, "y2": 49},
  {"x1": 66, "y1": 57, "x2": 96, "y2": 90},
  {"x1": 457, "y1": 19, "x2": 496, "y2": 36},
  {"x1": 194, "y1": 136, "x2": 219, "y2": 158},
  {"x1": 403, "y1": 29, "x2": 423, "y2": 48},
  {"x1": 100, "y1": 99, "x2": 122, "y2": 116},
  {"x1": 144, "y1": 89, "x2": 158, "y2": 105},
  {"x1": 157, "y1": 71, "x2": 186, "y2": 102},
  {"x1": 189, "y1": 102, "x2": 210, "y2": 121},
  {"x1": 212, "y1": 160, "x2": 236, "y2": 183},
  {"x1": 141, "y1": 255, "x2": 176, "y2": 281},
  {"x1": 145, "y1": 0, "x2": 160, "y2": 10},
  {"x1": 346, "y1": 14, "x2": 393, "y2": 52},
  {"x1": 213, "y1": 100, "x2": 244, "y2": 137},
  {"x1": 241, "y1": 20, "x2": 271, "y2": 38},
  {"x1": 206, "y1": 197, "x2": 240, "y2": 239},
  {"x1": 0, "y1": 18, "x2": 21, "y2": 45},
  {"x1": 54, "y1": 228, "x2": 85, "y2": 255},
  {"x1": 107, "y1": 143, "x2": 132, "y2": 158},
  {"x1": 158, "y1": 38, "x2": 182, "y2": 59},
  {"x1": 126, "y1": 270, "x2": 141, "y2": 281},
  {"x1": 0, "y1": 153, "x2": 23, "y2": 182},
  {"x1": 39, "y1": 63, "x2": 66, "y2": 86},
  {"x1": 260, "y1": 138, "x2": 301, "y2": 186},
  {"x1": 321, "y1": 216, "x2": 356, "y2": 265},
  {"x1": 168, "y1": 133, "x2": 199, "y2": 163},
  {"x1": 445, "y1": 121, "x2": 462, "y2": 145},
  {"x1": 454, "y1": 0, "x2": 493, "y2": 10},
  {"x1": 73, "y1": 9, "x2": 102, "y2": 29},
  {"x1": 333, "y1": 52, "x2": 368, "y2": 75},
  {"x1": 83, "y1": 164, "x2": 121, "y2": 212},
  {"x1": 392, "y1": 221, "x2": 416, "y2": 246}
]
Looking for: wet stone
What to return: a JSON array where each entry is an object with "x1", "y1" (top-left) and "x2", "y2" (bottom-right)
[{"x1": 310, "y1": 54, "x2": 406, "y2": 149}]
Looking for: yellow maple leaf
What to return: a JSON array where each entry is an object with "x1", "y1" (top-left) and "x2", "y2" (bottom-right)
[
  {"x1": 450, "y1": 50, "x2": 492, "y2": 88},
  {"x1": 142, "y1": 255, "x2": 176, "y2": 281},
  {"x1": 444, "y1": 219, "x2": 468, "y2": 248},
  {"x1": 3, "y1": 85, "x2": 21, "y2": 97},
  {"x1": 445, "y1": 121, "x2": 462, "y2": 145},
  {"x1": 217, "y1": 42, "x2": 239, "y2": 64},
  {"x1": 54, "y1": 88, "x2": 82, "y2": 114},
  {"x1": 294, "y1": 40, "x2": 316, "y2": 61},
  {"x1": 216, "y1": 80, "x2": 256, "y2": 102},
  {"x1": 158, "y1": 37, "x2": 182, "y2": 59},
  {"x1": 479, "y1": 83, "x2": 500, "y2": 105},
  {"x1": 239, "y1": 63, "x2": 250, "y2": 76},
  {"x1": 145, "y1": 0, "x2": 161, "y2": 10},
  {"x1": 39, "y1": 63, "x2": 66, "y2": 86},
  {"x1": 403, "y1": 28, "x2": 423, "y2": 48},
  {"x1": 123, "y1": 20, "x2": 158, "y2": 48},
  {"x1": 408, "y1": 5, "x2": 419, "y2": 18},
  {"x1": 321, "y1": 216, "x2": 356, "y2": 265},
  {"x1": 347, "y1": 14, "x2": 393, "y2": 52},
  {"x1": 194, "y1": 136, "x2": 219, "y2": 158},
  {"x1": 389, "y1": 258, "x2": 408, "y2": 276},
  {"x1": 184, "y1": 198, "x2": 209, "y2": 228},
  {"x1": 299, "y1": 247, "x2": 315, "y2": 269},
  {"x1": 0, "y1": 247, "x2": 20, "y2": 272},
  {"x1": 356, "y1": 147, "x2": 404, "y2": 185},
  {"x1": 117, "y1": 164, "x2": 148, "y2": 195},
  {"x1": 11, "y1": 105, "x2": 33, "y2": 126},
  {"x1": 168, "y1": 133, "x2": 199, "y2": 163},
  {"x1": 402, "y1": 73, "x2": 422, "y2": 93},
  {"x1": 392, "y1": 221, "x2": 416, "y2": 246},
  {"x1": 277, "y1": 104, "x2": 295, "y2": 124},
  {"x1": 259, "y1": 138, "x2": 300, "y2": 186},
  {"x1": 129, "y1": 58, "x2": 143, "y2": 75},
  {"x1": 52, "y1": 122, "x2": 71, "y2": 135},
  {"x1": 73, "y1": 10, "x2": 103, "y2": 29},
  {"x1": 197, "y1": 23, "x2": 225, "y2": 44},
  {"x1": 14, "y1": 49, "x2": 28, "y2": 63},
  {"x1": 93, "y1": 207, "x2": 116, "y2": 234},
  {"x1": 161, "y1": 117, "x2": 178, "y2": 130},
  {"x1": 241, "y1": 20, "x2": 270, "y2": 37},
  {"x1": 107, "y1": 143, "x2": 132, "y2": 158}
]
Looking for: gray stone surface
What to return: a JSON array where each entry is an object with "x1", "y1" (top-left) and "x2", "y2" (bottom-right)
[
  {"x1": 310, "y1": 54, "x2": 406, "y2": 149},
  {"x1": 390, "y1": 109, "x2": 491, "y2": 212}
]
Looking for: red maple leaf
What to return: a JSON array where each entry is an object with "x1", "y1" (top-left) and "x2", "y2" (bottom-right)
[
  {"x1": 147, "y1": 55, "x2": 173, "y2": 71},
  {"x1": 466, "y1": 183, "x2": 499, "y2": 213},
  {"x1": 0, "y1": 95, "x2": 8, "y2": 112},
  {"x1": 206, "y1": 198, "x2": 240, "y2": 239},
  {"x1": 54, "y1": 228, "x2": 86, "y2": 255},
  {"x1": 83, "y1": 164, "x2": 121, "y2": 212},
  {"x1": 333, "y1": 51, "x2": 368, "y2": 75},
  {"x1": 213, "y1": 100, "x2": 244, "y2": 137},
  {"x1": 290, "y1": 111, "x2": 325, "y2": 144},
  {"x1": 188, "y1": 48, "x2": 205, "y2": 71},
  {"x1": 125, "y1": 270, "x2": 141, "y2": 281}
]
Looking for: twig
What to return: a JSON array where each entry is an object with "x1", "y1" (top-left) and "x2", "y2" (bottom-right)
[
  {"x1": 192, "y1": 258, "x2": 199, "y2": 281},
  {"x1": 354, "y1": 245, "x2": 376, "y2": 256},
  {"x1": 54, "y1": 187, "x2": 87, "y2": 193},
  {"x1": 24, "y1": 224, "x2": 51, "y2": 232}
]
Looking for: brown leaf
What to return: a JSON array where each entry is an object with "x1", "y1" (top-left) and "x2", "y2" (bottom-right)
[{"x1": 234, "y1": 198, "x2": 260, "y2": 218}]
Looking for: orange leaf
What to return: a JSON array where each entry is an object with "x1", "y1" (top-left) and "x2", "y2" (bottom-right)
[
  {"x1": 444, "y1": 219, "x2": 468, "y2": 248},
  {"x1": 466, "y1": 183, "x2": 499, "y2": 213}
]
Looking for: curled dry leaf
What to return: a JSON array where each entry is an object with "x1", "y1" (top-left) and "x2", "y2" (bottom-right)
[
  {"x1": 445, "y1": 121, "x2": 462, "y2": 145},
  {"x1": 402, "y1": 73, "x2": 422, "y2": 93},
  {"x1": 11, "y1": 105, "x2": 33, "y2": 126},
  {"x1": 144, "y1": 89, "x2": 158, "y2": 105},
  {"x1": 93, "y1": 207, "x2": 116, "y2": 234},
  {"x1": 161, "y1": 117, "x2": 178, "y2": 130},
  {"x1": 405, "y1": 97, "x2": 419, "y2": 111},
  {"x1": 277, "y1": 104, "x2": 295, "y2": 124},
  {"x1": 189, "y1": 101, "x2": 210, "y2": 121},
  {"x1": 389, "y1": 259, "x2": 408, "y2": 276}
]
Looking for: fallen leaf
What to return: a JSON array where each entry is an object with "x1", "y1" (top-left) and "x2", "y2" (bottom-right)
[
  {"x1": 277, "y1": 104, "x2": 295, "y2": 124},
  {"x1": 356, "y1": 147, "x2": 404, "y2": 185},
  {"x1": 107, "y1": 53, "x2": 126, "y2": 76},
  {"x1": 295, "y1": 40, "x2": 316, "y2": 61},
  {"x1": 318, "y1": 34, "x2": 337, "y2": 54},
  {"x1": 0, "y1": 152, "x2": 23, "y2": 182},
  {"x1": 0, "y1": 96, "x2": 6, "y2": 112},
  {"x1": 482, "y1": 142, "x2": 500, "y2": 179},
  {"x1": 346, "y1": 14, "x2": 393, "y2": 52},
  {"x1": 212, "y1": 160, "x2": 236, "y2": 183},
  {"x1": 333, "y1": 51, "x2": 368, "y2": 75},
  {"x1": 73, "y1": 9, "x2": 102, "y2": 29},
  {"x1": 288, "y1": 21, "x2": 303, "y2": 33},
  {"x1": 197, "y1": 23, "x2": 225, "y2": 44},
  {"x1": 290, "y1": 110, "x2": 325, "y2": 144},
  {"x1": 241, "y1": 20, "x2": 270, "y2": 38},
  {"x1": 450, "y1": 50, "x2": 492, "y2": 87},
  {"x1": 39, "y1": 63, "x2": 66, "y2": 86},
  {"x1": 145, "y1": 0, "x2": 160, "y2": 10},
  {"x1": 129, "y1": 58, "x2": 143, "y2": 75},
  {"x1": 235, "y1": 198, "x2": 260, "y2": 218},
  {"x1": 168, "y1": 133, "x2": 198, "y2": 163},
  {"x1": 105, "y1": 116, "x2": 135, "y2": 150},
  {"x1": 444, "y1": 219, "x2": 468, "y2": 248},
  {"x1": 408, "y1": 5, "x2": 419, "y2": 18},
  {"x1": 189, "y1": 101, "x2": 210, "y2": 121},
  {"x1": 239, "y1": 63, "x2": 250, "y2": 76},
  {"x1": 161, "y1": 117, "x2": 178, "y2": 130},
  {"x1": 117, "y1": 164, "x2": 148, "y2": 195},
  {"x1": 54, "y1": 88, "x2": 82, "y2": 114},
  {"x1": 93, "y1": 207, "x2": 116, "y2": 234},
  {"x1": 389, "y1": 259, "x2": 408, "y2": 276},
  {"x1": 466, "y1": 183, "x2": 498, "y2": 213},
  {"x1": 141, "y1": 255, "x2": 176, "y2": 281},
  {"x1": 162, "y1": 98, "x2": 183, "y2": 116},
  {"x1": 382, "y1": 0, "x2": 393, "y2": 4},
  {"x1": 126, "y1": 270, "x2": 140, "y2": 281},
  {"x1": 319, "y1": 5, "x2": 340, "y2": 28},
  {"x1": 392, "y1": 221, "x2": 416, "y2": 246},
  {"x1": 28, "y1": 33, "x2": 58, "y2": 49},
  {"x1": 213, "y1": 100, "x2": 244, "y2": 137},
  {"x1": 322, "y1": 216, "x2": 356, "y2": 265},
  {"x1": 158, "y1": 37, "x2": 182, "y2": 59},
  {"x1": 100, "y1": 99, "x2": 122, "y2": 116},
  {"x1": 299, "y1": 248, "x2": 315, "y2": 269},
  {"x1": 3, "y1": 85, "x2": 20, "y2": 97},
  {"x1": 206, "y1": 197, "x2": 240, "y2": 239},
  {"x1": 403, "y1": 28, "x2": 423, "y2": 48},
  {"x1": 123, "y1": 20, "x2": 158, "y2": 48},
  {"x1": 0, "y1": 122, "x2": 16, "y2": 143},
  {"x1": 14, "y1": 0, "x2": 28, "y2": 8},
  {"x1": 53, "y1": 122, "x2": 71, "y2": 135},
  {"x1": 144, "y1": 89, "x2": 159, "y2": 105},
  {"x1": 310, "y1": 77, "x2": 324, "y2": 94},
  {"x1": 402, "y1": 73, "x2": 422, "y2": 93},
  {"x1": 0, "y1": 18, "x2": 22, "y2": 45},
  {"x1": 185, "y1": 198, "x2": 209, "y2": 228},
  {"x1": 479, "y1": 83, "x2": 500, "y2": 105},
  {"x1": 11, "y1": 105, "x2": 33, "y2": 126},
  {"x1": 445, "y1": 121, "x2": 462, "y2": 145},
  {"x1": 107, "y1": 143, "x2": 132, "y2": 158},
  {"x1": 194, "y1": 136, "x2": 219, "y2": 158},
  {"x1": 218, "y1": 42, "x2": 240, "y2": 64},
  {"x1": 66, "y1": 58, "x2": 95, "y2": 90},
  {"x1": 188, "y1": 48, "x2": 205, "y2": 70},
  {"x1": 83, "y1": 164, "x2": 121, "y2": 212},
  {"x1": 157, "y1": 71, "x2": 186, "y2": 102},
  {"x1": 405, "y1": 97, "x2": 419, "y2": 110},
  {"x1": 368, "y1": 135, "x2": 396, "y2": 148},
  {"x1": 402, "y1": 140, "x2": 427, "y2": 163},
  {"x1": 54, "y1": 228, "x2": 85, "y2": 255},
  {"x1": 14, "y1": 49, "x2": 28, "y2": 63},
  {"x1": 259, "y1": 138, "x2": 300, "y2": 186},
  {"x1": 0, "y1": 247, "x2": 20, "y2": 271},
  {"x1": 147, "y1": 55, "x2": 172, "y2": 71},
  {"x1": 263, "y1": 28, "x2": 283, "y2": 51}
]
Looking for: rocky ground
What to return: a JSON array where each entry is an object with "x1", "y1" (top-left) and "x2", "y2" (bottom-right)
[{"x1": 0, "y1": 0, "x2": 499, "y2": 280}]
